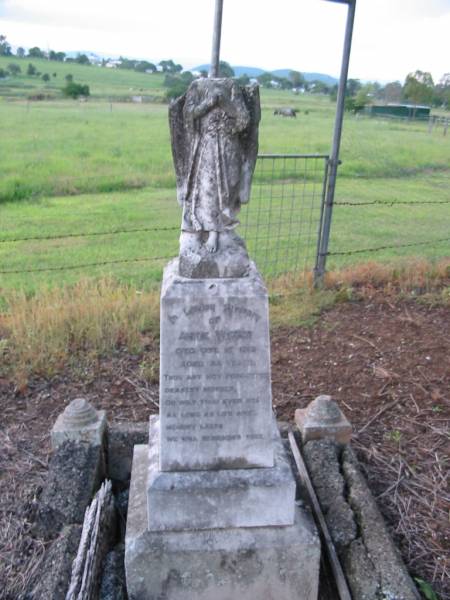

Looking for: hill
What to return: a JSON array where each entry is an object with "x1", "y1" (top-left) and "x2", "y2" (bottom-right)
[
  {"x1": 0, "y1": 56, "x2": 166, "y2": 100},
  {"x1": 194, "y1": 64, "x2": 337, "y2": 84},
  {"x1": 271, "y1": 69, "x2": 338, "y2": 85}
]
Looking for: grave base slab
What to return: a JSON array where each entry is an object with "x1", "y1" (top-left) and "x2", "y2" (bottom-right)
[
  {"x1": 147, "y1": 417, "x2": 296, "y2": 531},
  {"x1": 125, "y1": 445, "x2": 320, "y2": 600}
]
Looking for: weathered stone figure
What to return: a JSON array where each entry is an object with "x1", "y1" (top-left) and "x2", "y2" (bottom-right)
[
  {"x1": 169, "y1": 77, "x2": 260, "y2": 278},
  {"x1": 126, "y1": 58, "x2": 321, "y2": 600}
]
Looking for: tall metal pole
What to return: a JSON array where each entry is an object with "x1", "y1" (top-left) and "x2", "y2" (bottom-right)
[
  {"x1": 210, "y1": 0, "x2": 224, "y2": 77},
  {"x1": 314, "y1": 0, "x2": 356, "y2": 284}
]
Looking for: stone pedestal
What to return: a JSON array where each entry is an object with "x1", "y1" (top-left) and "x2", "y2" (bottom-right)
[
  {"x1": 147, "y1": 416, "x2": 295, "y2": 531},
  {"x1": 126, "y1": 445, "x2": 321, "y2": 600},
  {"x1": 125, "y1": 263, "x2": 320, "y2": 599}
]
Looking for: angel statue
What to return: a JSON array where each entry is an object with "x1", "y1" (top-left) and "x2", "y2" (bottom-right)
[{"x1": 169, "y1": 77, "x2": 260, "y2": 278}]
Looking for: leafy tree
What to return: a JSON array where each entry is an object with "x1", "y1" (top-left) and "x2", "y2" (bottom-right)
[
  {"x1": 218, "y1": 61, "x2": 234, "y2": 78},
  {"x1": 277, "y1": 76, "x2": 293, "y2": 90},
  {"x1": 0, "y1": 34, "x2": 12, "y2": 56},
  {"x1": 63, "y1": 82, "x2": 90, "y2": 98},
  {"x1": 163, "y1": 72, "x2": 194, "y2": 100},
  {"x1": 433, "y1": 73, "x2": 450, "y2": 108},
  {"x1": 352, "y1": 87, "x2": 371, "y2": 111},
  {"x1": 118, "y1": 56, "x2": 137, "y2": 70},
  {"x1": 7, "y1": 63, "x2": 21, "y2": 75},
  {"x1": 16, "y1": 47, "x2": 25, "y2": 58},
  {"x1": 27, "y1": 63, "x2": 37, "y2": 76},
  {"x1": 159, "y1": 59, "x2": 183, "y2": 74},
  {"x1": 257, "y1": 72, "x2": 291, "y2": 90},
  {"x1": 0, "y1": 68, "x2": 7, "y2": 78},
  {"x1": 165, "y1": 85, "x2": 187, "y2": 101},
  {"x1": 75, "y1": 53, "x2": 90, "y2": 65},
  {"x1": 403, "y1": 70, "x2": 434, "y2": 106},
  {"x1": 346, "y1": 78, "x2": 361, "y2": 97},
  {"x1": 382, "y1": 81, "x2": 402, "y2": 103},
  {"x1": 200, "y1": 69, "x2": 208, "y2": 78},
  {"x1": 134, "y1": 60, "x2": 157, "y2": 73},
  {"x1": 236, "y1": 73, "x2": 250, "y2": 86},
  {"x1": 65, "y1": 73, "x2": 73, "y2": 82},
  {"x1": 180, "y1": 71, "x2": 194, "y2": 83},
  {"x1": 289, "y1": 70, "x2": 305, "y2": 89},
  {"x1": 28, "y1": 46, "x2": 45, "y2": 58},
  {"x1": 257, "y1": 72, "x2": 273, "y2": 88},
  {"x1": 42, "y1": 73, "x2": 50, "y2": 82},
  {"x1": 309, "y1": 80, "x2": 330, "y2": 94},
  {"x1": 329, "y1": 83, "x2": 339, "y2": 101},
  {"x1": 49, "y1": 50, "x2": 66, "y2": 62}
]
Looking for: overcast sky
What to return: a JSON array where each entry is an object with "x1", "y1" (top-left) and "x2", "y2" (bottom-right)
[{"x1": 1, "y1": 0, "x2": 449, "y2": 83}]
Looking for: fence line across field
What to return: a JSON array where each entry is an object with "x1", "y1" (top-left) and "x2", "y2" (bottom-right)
[{"x1": 1, "y1": 154, "x2": 449, "y2": 280}]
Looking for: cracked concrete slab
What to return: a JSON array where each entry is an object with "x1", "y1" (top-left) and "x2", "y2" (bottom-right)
[{"x1": 303, "y1": 439, "x2": 420, "y2": 600}]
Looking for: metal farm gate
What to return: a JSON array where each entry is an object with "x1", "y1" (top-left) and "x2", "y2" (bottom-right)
[{"x1": 241, "y1": 154, "x2": 329, "y2": 280}]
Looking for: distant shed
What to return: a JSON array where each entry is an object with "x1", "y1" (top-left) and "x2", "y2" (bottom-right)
[{"x1": 368, "y1": 104, "x2": 431, "y2": 119}]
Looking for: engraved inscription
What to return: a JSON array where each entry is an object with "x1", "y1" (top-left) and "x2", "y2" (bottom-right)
[
  {"x1": 160, "y1": 282, "x2": 273, "y2": 469},
  {"x1": 224, "y1": 303, "x2": 261, "y2": 322},
  {"x1": 179, "y1": 331, "x2": 209, "y2": 341},
  {"x1": 184, "y1": 303, "x2": 215, "y2": 317},
  {"x1": 215, "y1": 330, "x2": 252, "y2": 343}
]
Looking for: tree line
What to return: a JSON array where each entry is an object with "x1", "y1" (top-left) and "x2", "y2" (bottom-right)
[
  {"x1": 0, "y1": 34, "x2": 448, "y2": 109},
  {"x1": 342, "y1": 72, "x2": 449, "y2": 112},
  {"x1": 0, "y1": 35, "x2": 183, "y2": 75}
]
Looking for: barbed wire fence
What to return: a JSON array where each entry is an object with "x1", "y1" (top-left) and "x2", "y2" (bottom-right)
[{"x1": 1, "y1": 155, "x2": 449, "y2": 282}]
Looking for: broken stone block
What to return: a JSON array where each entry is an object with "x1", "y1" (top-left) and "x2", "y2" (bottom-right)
[
  {"x1": 107, "y1": 421, "x2": 148, "y2": 482},
  {"x1": 34, "y1": 440, "x2": 105, "y2": 539}
]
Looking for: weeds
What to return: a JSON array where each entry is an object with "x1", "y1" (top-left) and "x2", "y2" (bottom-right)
[
  {"x1": 0, "y1": 258, "x2": 448, "y2": 385},
  {"x1": 0, "y1": 278, "x2": 159, "y2": 384},
  {"x1": 324, "y1": 257, "x2": 450, "y2": 298}
]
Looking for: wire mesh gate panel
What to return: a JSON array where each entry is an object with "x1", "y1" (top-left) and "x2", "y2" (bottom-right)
[{"x1": 240, "y1": 154, "x2": 329, "y2": 279}]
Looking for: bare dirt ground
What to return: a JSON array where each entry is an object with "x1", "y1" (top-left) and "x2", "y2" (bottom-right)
[{"x1": 0, "y1": 295, "x2": 449, "y2": 599}]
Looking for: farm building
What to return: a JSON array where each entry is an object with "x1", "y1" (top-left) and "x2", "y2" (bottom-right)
[{"x1": 367, "y1": 103, "x2": 431, "y2": 119}]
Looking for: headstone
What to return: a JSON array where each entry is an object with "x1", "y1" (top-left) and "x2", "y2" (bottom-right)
[
  {"x1": 159, "y1": 259, "x2": 273, "y2": 471},
  {"x1": 125, "y1": 77, "x2": 320, "y2": 600}
]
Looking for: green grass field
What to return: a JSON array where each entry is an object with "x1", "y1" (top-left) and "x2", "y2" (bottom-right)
[
  {"x1": 0, "y1": 58, "x2": 449, "y2": 294},
  {"x1": 0, "y1": 55, "x2": 166, "y2": 100}
]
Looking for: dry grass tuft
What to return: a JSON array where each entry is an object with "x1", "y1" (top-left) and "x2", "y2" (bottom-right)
[
  {"x1": 354, "y1": 427, "x2": 450, "y2": 599},
  {"x1": 0, "y1": 424, "x2": 48, "y2": 600},
  {"x1": 268, "y1": 271, "x2": 336, "y2": 328},
  {"x1": 0, "y1": 278, "x2": 159, "y2": 384},
  {"x1": 0, "y1": 258, "x2": 448, "y2": 385},
  {"x1": 324, "y1": 257, "x2": 450, "y2": 297}
]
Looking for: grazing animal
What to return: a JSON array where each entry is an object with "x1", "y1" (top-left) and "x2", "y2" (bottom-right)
[{"x1": 274, "y1": 107, "x2": 297, "y2": 118}]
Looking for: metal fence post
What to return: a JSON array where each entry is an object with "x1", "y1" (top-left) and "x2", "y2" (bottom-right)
[
  {"x1": 314, "y1": 0, "x2": 357, "y2": 285},
  {"x1": 210, "y1": 0, "x2": 224, "y2": 77}
]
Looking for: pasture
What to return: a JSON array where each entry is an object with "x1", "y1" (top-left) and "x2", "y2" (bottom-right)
[
  {"x1": 1, "y1": 59, "x2": 449, "y2": 600},
  {"x1": 0, "y1": 57, "x2": 449, "y2": 295}
]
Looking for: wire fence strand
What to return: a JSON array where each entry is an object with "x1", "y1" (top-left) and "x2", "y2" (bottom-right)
[
  {"x1": 0, "y1": 255, "x2": 172, "y2": 275},
  {"x1": 1, "y1": 155, "x2": 449, "y2": 280},
  {"x1": 325, "y1": 237, "x2": 450, "y2": 257},
  {"x1": 0, "y1": 226, "x2": 179, "y2": 245}
]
